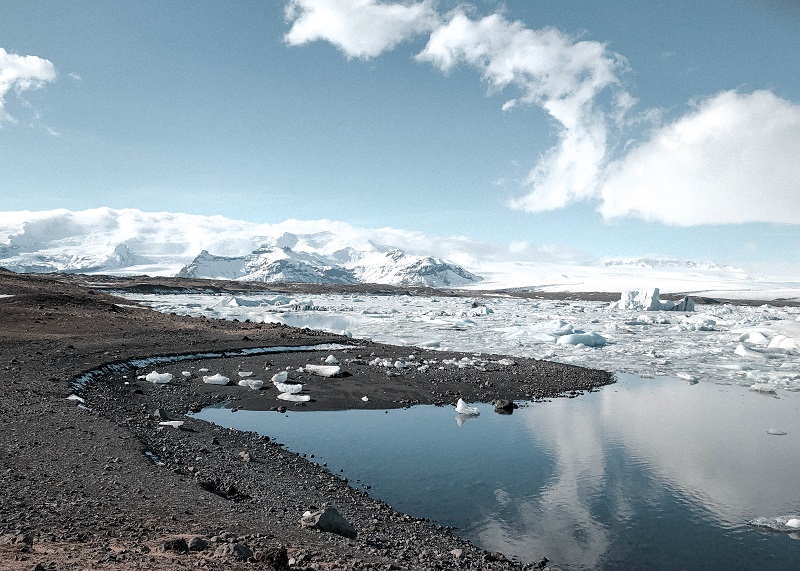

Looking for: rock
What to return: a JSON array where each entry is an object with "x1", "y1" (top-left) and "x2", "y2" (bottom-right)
[
  {"x1": 239, "y1": 450, "x2": 252, "y2": 462},
  {"x1": 214, "y1": 542, "x2": 253, "y2": 560},
  {"x1": 450, "y1": 548, "x2": 463, "y2": 558},
  {"x1": 255, "y1": 546, "x2": 290, "y2": 570},
  {"x1": 162, "y1": 537, "x2": 189, "y2": 553},
  {"x1": 187, "y1": 536, "x2": 208, "y2": 551},
  {"x1": 493, "y1": 399, "x2": 516, "y2": 414},
  {"x1": 152, "y1": 408, "x2": 170, "y2": 420},
  {"x1": 300, "y1": 505, "x2": 357, "y2": 539}
]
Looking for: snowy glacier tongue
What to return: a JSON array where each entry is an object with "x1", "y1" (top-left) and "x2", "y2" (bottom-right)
[{"x1": 123, "y1": 291, "x2": 800, "y2": 393}]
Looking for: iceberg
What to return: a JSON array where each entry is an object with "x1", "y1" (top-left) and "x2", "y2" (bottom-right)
[{"x1": 455, "y1": 398, "x2": 480, "y2": 416}]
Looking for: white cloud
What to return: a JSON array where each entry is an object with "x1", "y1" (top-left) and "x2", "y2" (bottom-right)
[
  {"x1": 417, "y1": 12, "x2": 628, "y2": 213},
  {"x1": 600, "y1": 90, "x2": 800, "y2": 225},
  {"x1": 284, "y1": 0, "x2": 438, "y2": 59},
  {"x1": 0, "y1": 47, "x2": 57, "y2": 124}
]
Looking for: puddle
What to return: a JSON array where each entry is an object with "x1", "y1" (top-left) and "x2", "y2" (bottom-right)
[{"x1": 193, "y1": 373, "x2": 800, "y2": 570}]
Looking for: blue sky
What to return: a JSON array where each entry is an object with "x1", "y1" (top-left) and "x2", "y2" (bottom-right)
[{"x1": 1, "y1": 0, "x2": 799, "y2": 272}]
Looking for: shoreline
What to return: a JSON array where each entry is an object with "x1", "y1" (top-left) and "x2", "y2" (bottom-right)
[{"x1": 0, "y1": 271, "x2": 609, "y2": 570}]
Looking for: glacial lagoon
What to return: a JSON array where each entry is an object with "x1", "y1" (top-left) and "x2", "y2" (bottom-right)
[{"x1": 195, "y1": 373, "x2": 800, "y2": 570}]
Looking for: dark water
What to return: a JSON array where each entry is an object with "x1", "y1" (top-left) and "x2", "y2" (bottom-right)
[{"x1": 194, "y1": 374, "x2": 800, "y2": 570}]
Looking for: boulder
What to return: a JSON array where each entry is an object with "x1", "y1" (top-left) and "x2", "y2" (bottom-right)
[{"x1": 300, "y1": 505, "x2": 357, "y2": 539}]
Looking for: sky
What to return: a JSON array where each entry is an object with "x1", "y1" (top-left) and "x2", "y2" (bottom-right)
[{"x1": 1, "y1": 0, "x2": 800, "y2": 275}]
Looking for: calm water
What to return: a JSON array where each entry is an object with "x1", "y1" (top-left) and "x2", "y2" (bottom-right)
[{"x1": 194, "y1": 374, "x2": 800, "y2": 570}]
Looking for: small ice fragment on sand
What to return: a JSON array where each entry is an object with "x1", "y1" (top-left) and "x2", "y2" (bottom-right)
[
  {"x1": 274, "y1": 381, "x2": 302, "y2": 394},
  {"x1": 455, "y1": 398, "x2": 480, "y2": 416},
  {"x1": 146, "y1": 371, "x2": 173, "y2": 384},
  {"x1": 324, "y1": 355, "x2": 339, "y2": 365},
  {"x1": 159, "y1": 420, "x2": 184, "y2": 428},
  {"x1": 238, "y1": 379, "x2": 264, "y2": 390},
  {"x1": 181, "y1": 371, "x2": 192, "y2": 378},
  {"x1": 788, "y1": 518, "x2": 800, "y2": 528},
  {"x1": 203, "y1": 373, "x2": 230, "y2": 385},
  {"x1": 361, "y1": 396, "x2": 368, "y2": 402},
  {"x1": 199, "y1": 368, "x2": 209, "y2": 372},
  {"x1": 767, "y1": 428, "x2": 788, "y2": 435},
  {"x1": 66, "y1": 394, "x2": 85, "y2": 403},
  {"x1": 238, "y1": 371, "x2": 254, "y2": 377},
  {"x1": 278, "y1": 393, "x2": 311, "y2": 402},
  {"x1": 271, "y1": 371, "x2": 288, "y2": 384},
  {"x1": 305, "y1": 365, "x2": 342, "y2": 378},
  {"x1": 497, "y1": 358, "x2": 516, "y2": 366},
  {"x1": 394, "y1": 361, "x2": 406, "y2": 369}
]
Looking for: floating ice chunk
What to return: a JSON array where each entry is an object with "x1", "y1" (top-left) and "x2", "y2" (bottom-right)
[
  {"x1": 768, "y1": 334, "x2": 800, "y2": 350},
  {"x1": 305, "y1": 364, "x2": 342, "y2": 377},
  {"x1": 738, "y1": 331, "x2": 770, "y2": 345},
  {"x1": 324, "y1": 355, "x2": 339, "y2": 365},
  {"x1": 767, "y1": 428, "x2": 788, "y2": 435},
  {"x1": 273, "y1": 381, "x2": 302, "y2": 394},
  {"x1": 66, "y1": 394, "x2": 85, "y2": 403},
  {"x1": 557, "y1": 332, "x2": 607, "y2": 347},
  {"x1": 455, "y1": 398, "x2": 480, "y2": 416},
  {"x1": 237, "y1": 371, "x2": 254, "y2": 377},
  {"x1": 750, "y1": 383, "x2": 777, "y2": 394},
  {"x1": 146, "y1": 371, "x2": 173, "y2": 384},
  {"x1": 203, "y1": 373, "x2": 230, "y2": 385},
  {"x1": 749, "y1": 515, "x2": 800, "y2": 532},
  {"x1": 735, "y1": 344, "x2": 769, "y2": 359},
  {"x1": 278, "y1": 393, "x2": 311, "y2": 402},
  {"x1": 238, "y1": 379, "x2": 264, "y2": 390},
  {"x1": 159, "y1": 420, "x2": 184, "y2": 428},
  {"x1": 181, "y1": 371, "x2": 192, "y2": 378}
]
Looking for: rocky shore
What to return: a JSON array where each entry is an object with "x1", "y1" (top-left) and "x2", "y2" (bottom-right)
[{"x1": 0, "y1": 270, "x2": 613, "y2": 570}]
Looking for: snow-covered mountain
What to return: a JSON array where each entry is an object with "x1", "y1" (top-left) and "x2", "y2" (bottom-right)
[
  {"x1": 0, "y1": 208, "x2": 481, "y2": 288},
  {"x1": 2, "y1": 207, "x2": 798, "y2": 297}
]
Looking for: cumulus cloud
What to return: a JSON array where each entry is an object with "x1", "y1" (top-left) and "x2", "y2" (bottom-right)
[
  {"x1": 600, "y1": 90, "x2": 800, "y2": 225},
  {"x1": 416, "y1": 12, "x2": 627, "y2": 212},
  {"x1": 0, "y1": 47, "x2": 57, "y2": 123},
  {"x1": 284, "y1": 0, "x2": 438, "y2": 59}
]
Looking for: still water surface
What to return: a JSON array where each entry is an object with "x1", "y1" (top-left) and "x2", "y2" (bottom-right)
[{"x1": 194, "y1": 374, "x2": 800, "y2": 570}]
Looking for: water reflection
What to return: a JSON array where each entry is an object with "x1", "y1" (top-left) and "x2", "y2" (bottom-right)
[{"x1": 193, "y1": 375, "x2": 800, "y2": 570}]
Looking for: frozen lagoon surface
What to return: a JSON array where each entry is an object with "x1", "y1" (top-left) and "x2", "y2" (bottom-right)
[{"x1": 196, "y1": 374, "x2": 800, "y2": 570}]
